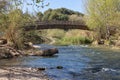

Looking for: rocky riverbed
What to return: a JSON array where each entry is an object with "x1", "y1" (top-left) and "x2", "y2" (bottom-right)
[{"x1": 0, "y1": 67, "x2": 52, "y2": 80}]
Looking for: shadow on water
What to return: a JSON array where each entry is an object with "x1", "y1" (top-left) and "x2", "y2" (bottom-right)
[{"x1": 0, "y1": 44, "x2": 120, "y2": 80}]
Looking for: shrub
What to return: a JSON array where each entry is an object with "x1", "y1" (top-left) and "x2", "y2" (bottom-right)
[{"x1": 58, "y1": 36, "x2": 92, "y2": 45}]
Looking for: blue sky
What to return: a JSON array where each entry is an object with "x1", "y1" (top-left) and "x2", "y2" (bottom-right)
[
  {"x1": 23, "y1": 0, "x2": 85, "y2": 14},
  {"x1": 41, "y1": 0, "x2": 85, "y2": 13}
]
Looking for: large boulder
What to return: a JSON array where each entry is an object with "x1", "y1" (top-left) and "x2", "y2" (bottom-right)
[
  {"x1": 40, "y1": 48, "x2": 58, "y2": 56},
  {"x1": 26, "y1": 48, "x2": 58, "y2": 56}
]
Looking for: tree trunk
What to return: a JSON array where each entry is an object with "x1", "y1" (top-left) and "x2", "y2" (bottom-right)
[{"x1": 106, "y1": 26, "x2": 110, "y2": 40}]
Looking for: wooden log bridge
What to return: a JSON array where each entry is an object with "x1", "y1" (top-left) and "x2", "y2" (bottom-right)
[{"x1": 24, "y1": 21, "x2": 89, "y2": 31}]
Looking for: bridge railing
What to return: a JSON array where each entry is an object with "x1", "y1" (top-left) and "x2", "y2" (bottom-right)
[
  {"x1": 25, "y1": 20, "x2": 85, "y2": 26},
  {"x1": 24, "y1": 20, "x2": 88, "y2": 31}
]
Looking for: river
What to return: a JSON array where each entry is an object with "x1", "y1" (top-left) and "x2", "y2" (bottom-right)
[{"x1": 0, "y1": 44, "x2": 120, "y2": 80}]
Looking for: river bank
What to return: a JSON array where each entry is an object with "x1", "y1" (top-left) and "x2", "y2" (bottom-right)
[
  {"x1": 39, "y1": 29, "x2": 120, "y2": 50},
  {"x1": 89, "y1": 43, "x2": 120, "y2": 51},
  {"x1": 0, "y1": 67, "x2": 52, "y2": 80}
]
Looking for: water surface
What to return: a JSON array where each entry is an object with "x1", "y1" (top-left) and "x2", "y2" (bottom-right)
[{"x1": 0, "y1": 44, "x2": 120, "y2": 80}]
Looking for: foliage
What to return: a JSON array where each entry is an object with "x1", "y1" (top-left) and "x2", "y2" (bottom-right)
[
  {"x1": 0, "y1": 0, "x2": 45, "y2": 49},
  {"x1": 69, "y1": 14, "x2": 84, "y2": 24},
  {"x1": 48, "y1": 11, "x2": 68, "y2": 21},
  {"x1": 36, "y1": 12, "x2": 43, "y2": 21},
  {"x1": 5, "y1": 9, "x2": 26, "y2": 49},
  {"x1": 41, "y1": 29, "x2": 93, "y2": 45},
  {"x1": 42, "y1": 9, "x2": 52, "y2": 21},
  {"x1": 57, "y1": 36, "x2": 92, "y2": 45},
  {"x1": 0, "y1": 0, "x2": 8, "y2": 12},
  {"x1": 55, "y1": 8, "x2": 83, "y2": 16},
  {"x1": 23, "y1": 31, "x2": 44, "y2": 44},
  {"x1": 44, "y1": 29, "x2": 66, "y2": 39},
  {"x1": 42, "y1": 8, "x2": 83, "y2": 21},
  {"x1": 85, "y1": 0, "x2": 120, "y2": 40}
]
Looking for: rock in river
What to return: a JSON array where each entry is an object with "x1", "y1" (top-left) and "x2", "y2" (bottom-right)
[
  {"x1": 27, "y1": 48, "x2": 58, "y2": 56},
  {"x1": 37, "y1": 67, "x2": 46, "y2": 71},
  {"x1": 56, "y1": 66, "x2": 63, "y2": 69}
]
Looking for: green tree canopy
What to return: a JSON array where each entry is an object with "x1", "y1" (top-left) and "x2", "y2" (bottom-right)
[
  {"x1": 85, "y1": 0, "x2": 120, "y2": 40},
  {"x1": 42, "y1": 8, "x2": 83, "y2": 21}
]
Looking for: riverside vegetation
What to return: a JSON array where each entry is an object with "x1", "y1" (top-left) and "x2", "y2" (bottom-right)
[{"x1": 0, "y1": 0, "x2": 120, "y2": 50}]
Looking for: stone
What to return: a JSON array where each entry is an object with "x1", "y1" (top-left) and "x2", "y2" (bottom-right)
[
  {"x1": 115, "y1": 40, "x2": 120, "y2": 46},
  {"x1": 92, "y1": 40, "x2": 98, "y2": 45},
  {"x1": 0, "y1": 49, "x2": 13, "y2": 59},
  {"x1": 24, "y1": 42, "x2": 34, "y2": 49},
  {"x1": 85, "y1": 67, "x2": 102, "y2": 73},
  {"x1": 29, "y1": 48, "x2": 58, "y2": 56},
  {"x1": 98, "y1": 40, "x2": 104, "y2": 45},
  {"x1": 0, "y1": 45, "x2": 58, "y2": 59},
  {"x1": 37, "y1": 67, "x2": 46, "y2": 71},
  {"x1": 0, "y1": 67, "x2": 50, "y2": 80},
  {"x1": 56, "y1": 66, "x2": 63, "y2": 69},
  {"x1": 0, "y1": 45, "x2": 23, "y2": 59},
  {"x1": 41, "y1": 48, "x2": 58, "y2": 56},
  {"x1": 0, "y1": 39, "x2": 7, "y2": 45},
  {"x1": 91, "y1": 67, "x2": 101, "y2": 73}
]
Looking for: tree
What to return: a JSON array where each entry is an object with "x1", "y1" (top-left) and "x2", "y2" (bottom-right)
[
  {"x1": 47, "y1": 11, "x2": 68, "y2": 21},
  {"x1": 69, "y1": 14, "x2": 84, "y2": 23},
  {"x1": 42, "y1": 9, "x2": 52, "y2": 21},
  {"x1": 85, "y1": 0, "x2": 120, "y2": 40},
  {"x1": 42, "y1": 8, "x2": 83, "y2": 21},
  {"x1": 0, "y1": 0, "x2": 9, "y2": 32},
  {"x1": 36, "y1": 12, "x2": 43, "y2": 21},
  {"x1": 0, "y1": 0, "x2": 46, "y2": 49},
  {"x1": 5, "y1": 9, "x2": 25, "y2": 49}
]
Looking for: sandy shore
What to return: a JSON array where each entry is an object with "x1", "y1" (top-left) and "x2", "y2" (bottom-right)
[{"x1": 0, "y1": 67, "x2": 52, "y2": 80}]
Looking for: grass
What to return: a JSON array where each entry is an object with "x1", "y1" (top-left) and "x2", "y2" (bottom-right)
[
  {"x1": 56, "y1": 36, "x2": 93, "y2": 45},
  {"x1": 39, "y1": 29, "x2": 94, "y2": 45}
]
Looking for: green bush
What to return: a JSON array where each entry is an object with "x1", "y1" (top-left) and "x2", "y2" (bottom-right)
[{"x1": 57, "y1": 36, "x2": 92, "y2": 45}]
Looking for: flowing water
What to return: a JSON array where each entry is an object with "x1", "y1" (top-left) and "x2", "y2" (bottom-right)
[{"x1": 0, "y1": 44, "x2": 120, "y2": 80}]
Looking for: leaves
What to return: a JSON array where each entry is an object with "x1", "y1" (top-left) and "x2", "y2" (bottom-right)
[
  {"x1": 36, "y1": 0, "x2": 41, "y2": 3},
  {"x1": 85, "y1": 0, "x2": 120, "y2": 40}
]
